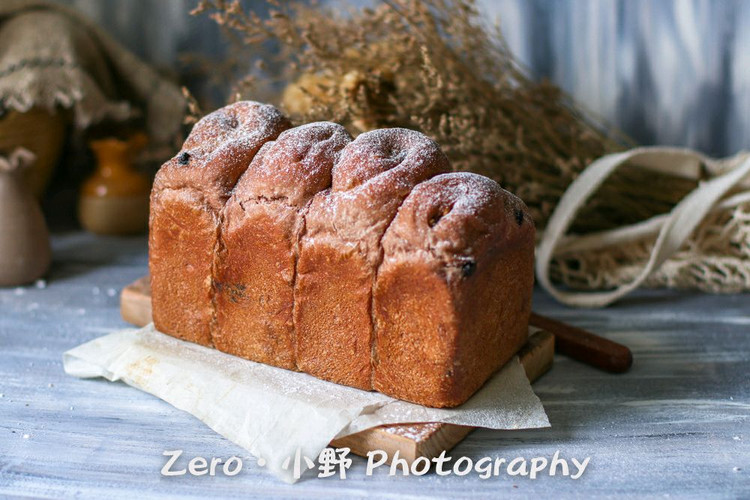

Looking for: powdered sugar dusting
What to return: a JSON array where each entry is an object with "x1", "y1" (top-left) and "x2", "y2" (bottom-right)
[
  {"x1": 381, "y1": 422, "x2": 442, "y2": 441},
  {"x1": 305, "y1": 128, "x2": 451, "y2": 263},
  {"x1": 420, "y1": 172, "x2": 520, "y2": 219},
  {"x1": 332, "y1": 128, "x2": 447, "y2": 192},
  {"x1": 233, "y1": 122, "x2": 352, "y2": 206},
  {"x1": 380, "y1": 172, "x2": 534, "y2": 273},
  {"x1": 183, "y1": 101, "x2": 290, "y2": 154},
  {"x1": 153, "y1": 101, "x2": 291, "y2": 210}
]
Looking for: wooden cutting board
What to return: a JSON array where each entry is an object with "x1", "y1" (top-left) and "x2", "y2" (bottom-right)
[{"x1": 121, "y1": 276, "x2": 553, "y2": 464}]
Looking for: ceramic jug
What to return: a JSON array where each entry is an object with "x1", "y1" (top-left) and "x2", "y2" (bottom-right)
[
  {"x1": 0, "y1": 149, "x2": 52, "y2": 286},
  {"x1": 78, "y1": 135, "x2": 150, "y2": 235}
]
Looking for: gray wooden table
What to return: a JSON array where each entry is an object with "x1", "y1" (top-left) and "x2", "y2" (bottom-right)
[{"x1": 1, "y1": 232, "x2": 748, "y2": 498}]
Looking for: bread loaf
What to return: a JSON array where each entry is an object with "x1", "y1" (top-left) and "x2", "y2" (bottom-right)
[
  {"x1": 294, "y1": 129, "x2": 451, "y2": 389},
  {"x1": 373, "y1": 173, "x2": 535, "y2": 407},
  {"x1": 149, "y1": 102, "x2": 290, "y2": 345},
  {"x1": 213, "y1": 122, "x2": 352, "y2": 369},
  {"x1": 150, "y1": 104, "x2": 535, "y2": 408}
]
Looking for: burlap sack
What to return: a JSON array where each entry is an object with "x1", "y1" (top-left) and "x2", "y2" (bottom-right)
[{"x1": 0, "y1": 0, "x2": 185, "y2": 144}]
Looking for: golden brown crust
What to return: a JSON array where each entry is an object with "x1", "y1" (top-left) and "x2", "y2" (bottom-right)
[
  {"x1": 214, "y1": 202, "x2": 298, "y2": 366},
  {"x1": 149, "y1": 102, "x2": 290, "y2": 345},
  {"x1": 373, "y1": 173, "x2": 535, "y2": 407},
  {"x1": 149, "y1": 187, "x2": 217, "y2": 346},
  {"x1": 213, "y1": 123, "x2": 351, "y2": 369},
  {"x1": 294, "y1": 240, "x2": 374, "y2": 386},
  {"x1": 372, "y1": 259, "x2": 459, "y2": 404},
  {"x1": 151, "y1": 114, "x2": 536, "y2": 408},
  {"x1": 295, "y1": 128, "x2": 451, "y2": 390}
]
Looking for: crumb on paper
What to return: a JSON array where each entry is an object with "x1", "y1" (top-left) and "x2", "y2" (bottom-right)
[
  {"x1": 107, "y1": 288, "x2": 117, "y2": 297},
  {"x1": 34, "y1": 279, "x2": 47, "y2": 289},
  {"x1": 14, "y1": 288, "x2": 24, "y2": 296}
]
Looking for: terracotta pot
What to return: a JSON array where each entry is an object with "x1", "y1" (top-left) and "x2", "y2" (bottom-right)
[
  {"x1": 78, "y1": 136, "x2": 151, "y2": 235},
  {"x1": 0, "y1": 149, "x2": 51, "y2": 286}
]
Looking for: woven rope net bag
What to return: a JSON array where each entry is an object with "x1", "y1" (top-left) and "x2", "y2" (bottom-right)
[{"x1": 537, "y1": 147, "x2": 750, "y2": 307}]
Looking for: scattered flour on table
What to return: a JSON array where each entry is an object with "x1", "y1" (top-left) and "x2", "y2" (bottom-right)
[{"x1": 382, "y1": 422, "x2": 442, "y2": 441}]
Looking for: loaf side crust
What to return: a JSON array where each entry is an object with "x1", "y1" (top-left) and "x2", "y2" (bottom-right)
[
  {"x1": 213, "y1": 123, "x2": 351, "y2": 368},
  {"x1": 295, "y1": 129, "x2": 451, "y2": 389},
  {"x1": 149, "y1": 102, "x2": 290, "y2": 344},
  {"x1": 374, "y1": 172, "x2": 535, "y2": 407}
]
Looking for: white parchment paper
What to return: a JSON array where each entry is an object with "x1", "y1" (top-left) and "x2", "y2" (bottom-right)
[{"x1": 63, "y1": 324, "x2": 549, "y2": 483}]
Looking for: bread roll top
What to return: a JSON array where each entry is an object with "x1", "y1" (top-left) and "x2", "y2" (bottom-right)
[
  {"x1": 305, "y1": 128, "x2": 450, "y2": 265},
  {"x1": 231, "y1": 122, "x2": 352, "y2": 207},
  {"x1": 153, "y1": 101, "x2": 291, "y2": 211},
  {"x1": 382, "y1": 172, "x2": 535, "y2": 278}
]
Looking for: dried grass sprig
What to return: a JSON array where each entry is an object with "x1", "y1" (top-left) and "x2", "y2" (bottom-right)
[{"x1": 193, "y1": 0, "x2": 694, "y2": 231}]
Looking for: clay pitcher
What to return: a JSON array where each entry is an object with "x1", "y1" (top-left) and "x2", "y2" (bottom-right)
[{"x1": 0, "y1": 149, "x2": 52, "y2": 286}]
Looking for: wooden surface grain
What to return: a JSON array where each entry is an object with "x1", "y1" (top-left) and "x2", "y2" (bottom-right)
[{"x1": 1, "y1": 232, "x2": 748, "y2": 498}]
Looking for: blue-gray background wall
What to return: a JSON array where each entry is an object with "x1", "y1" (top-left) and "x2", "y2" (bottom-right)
[{"x1": 57, "y1": 0, "x2": 750, "y2": 157}]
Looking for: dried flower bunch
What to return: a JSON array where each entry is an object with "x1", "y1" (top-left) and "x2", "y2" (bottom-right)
[{"x1": 193, "y1": 0, "x2": 694, "y2": 232}]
